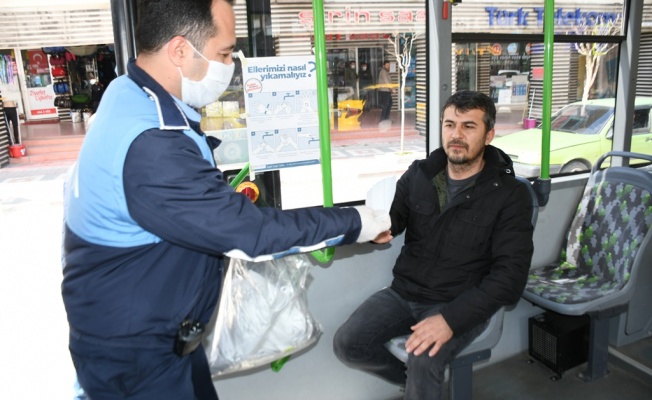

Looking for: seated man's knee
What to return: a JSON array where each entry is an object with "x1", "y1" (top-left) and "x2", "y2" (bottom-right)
[
  {"x1": 407, "y1": 352, "x2": 448, "y2": 382},
  {"x1": 333, "y1": 323, "x2": 377, "y2": 366},
  {"x1": 333, "y1": 324, "x2": 355, "y2": 363}
]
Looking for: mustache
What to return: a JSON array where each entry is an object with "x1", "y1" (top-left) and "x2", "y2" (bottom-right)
[{"x1": 447, "y1": 140, "x2": 468, "y2": 149}]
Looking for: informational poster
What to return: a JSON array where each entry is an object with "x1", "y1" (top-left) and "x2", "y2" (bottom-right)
[
  {"x1": 497, "y1": 89, "x2": 512, "y2": 105},
  {"x1": 489, "y1": 75, "x2": 506, "y2": 103},
  {"x1": 511, "y1": 75, "x2": 529, "y2": 104},
  {"x1": 26, "y1": 86, "x2": 57, "y2": 119},
  {"x1": 242, "y1": 55, "x2": 320, "y2": 173}
]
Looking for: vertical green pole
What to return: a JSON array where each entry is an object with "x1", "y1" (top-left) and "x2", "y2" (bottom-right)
[
  {"x1": 310, "y1": 0, "x2": 335, "y2": 263},
  {"x1": 312, "y1": 0, "x2": 334, "y2": 208},
  {"x1": 540, "y1": 0, "x2": 554, "y2": 179}
]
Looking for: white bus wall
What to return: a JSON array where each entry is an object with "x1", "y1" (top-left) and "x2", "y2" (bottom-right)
[{"x1": 214, "y1": 176, "x2": 588, "y2": 400}]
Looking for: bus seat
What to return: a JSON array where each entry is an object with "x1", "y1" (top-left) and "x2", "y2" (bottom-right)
[
  {"x1": 385, "y1": 175, "x2": 540, "y2": 400},
  {"x1": 522, "y1": 151, "x2": 652, "y2": 382}
]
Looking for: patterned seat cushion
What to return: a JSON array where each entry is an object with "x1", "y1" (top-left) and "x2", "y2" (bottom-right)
[{"x1": 526, "y1": 180, "x2": 652, "y2": 304}]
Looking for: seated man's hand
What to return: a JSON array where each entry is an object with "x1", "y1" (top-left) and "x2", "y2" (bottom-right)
[
  {"x1": 405, "y1": 314, "x2": 453, "y2": 357},
  {"x1": 372, "y1": 230, "x2": 393, "y2": 244}
]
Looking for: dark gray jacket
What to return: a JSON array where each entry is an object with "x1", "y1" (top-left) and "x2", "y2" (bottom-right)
[{"x1": 389, "y1": 145, "x2": 534, "y2": 334}]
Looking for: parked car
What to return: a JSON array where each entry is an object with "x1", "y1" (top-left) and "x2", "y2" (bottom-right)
[{"x1": 492, "y1": 97, "x2": 652, "y2": 177}]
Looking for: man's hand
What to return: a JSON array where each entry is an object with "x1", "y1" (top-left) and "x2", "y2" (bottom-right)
[
  {"x1": 405, "y1": 314, "x2": 453, "y2": 357},
  {"x1": 372, "y1": 230, "x2": 393, "y2": 244}
]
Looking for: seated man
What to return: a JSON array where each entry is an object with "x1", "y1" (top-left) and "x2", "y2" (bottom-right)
[{"x1": 333, "y1": 90, "x2": 534, "y2": 399}]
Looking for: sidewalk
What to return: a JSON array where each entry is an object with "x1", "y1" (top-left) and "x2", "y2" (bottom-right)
[
  {"x1": 0, "y1": 120, "x2": 84, "y2": 399},
  {"x1": 0, "y1": 159, "x2": 74, "y2": 183},
  {"x1": 0, "y1": 161, "x2": 77, "y2": 400}
]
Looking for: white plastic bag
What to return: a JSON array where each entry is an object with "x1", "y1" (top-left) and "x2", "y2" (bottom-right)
[{"x1": 205, "y1": 254, "x2": 322, "y2": 377}]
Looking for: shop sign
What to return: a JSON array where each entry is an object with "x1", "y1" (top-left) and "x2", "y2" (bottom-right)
[
  {"x1": 485, "y1": 7, "x2": 621, "y2": 27},
  {"x1": 298, "y1": 8, "x2": 426, "y2": 29},
  {"x1": 27, "y1": 87, "x2": 57, "y2": 118},
  {"x1": 458, "y1": 43, "x2": 531, "y2": 58},
  {"x1": 320, "y1": 33, "x2": 392, "y2": 41}
]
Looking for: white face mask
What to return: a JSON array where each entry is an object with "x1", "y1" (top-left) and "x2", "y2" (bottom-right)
[{"x1": 179, "y1": 41, "x2": 235, "y2": 108}]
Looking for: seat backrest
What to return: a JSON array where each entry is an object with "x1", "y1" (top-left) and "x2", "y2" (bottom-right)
[
  {"x1": 459, "y1": 177, "x2": 539, "y2": 354},
  {"x1": 515, "y1": 175, "x2": 539, "y2": 229},
  {"x1": 558, "y1": 152, "x2": 652, "y2": 292}
]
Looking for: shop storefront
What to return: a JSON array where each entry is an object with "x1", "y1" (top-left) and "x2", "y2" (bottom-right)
[
  {"x1": 449, "y1": 0, "x2": 652, "y2": 126},
  {"x1": 2, "y1": 1, "x2": 650, "y2": 157},
  {"x1": 241, "y1": 0, "x2": 649, "y2": 135},
  {"x1": 0, "y1": 1, "x2": 114, "y2": 125},
  {"x1": 262, "y1": 1, "x2": 427, "y2": 134}
]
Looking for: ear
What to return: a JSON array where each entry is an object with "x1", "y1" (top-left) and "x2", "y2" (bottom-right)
[
  {"x1": 167, "y1": 36, "x2": 189, "y2": 67},
  {"x1": 485, "y1": 128, "x2": 496, "y2": 145}
]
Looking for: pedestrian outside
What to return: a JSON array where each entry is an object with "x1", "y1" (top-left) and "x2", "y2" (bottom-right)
[{"x1": 377, "y1": 61, "x2": 394, "y2": 123}]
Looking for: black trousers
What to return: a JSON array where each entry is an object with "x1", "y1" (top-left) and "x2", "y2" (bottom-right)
[
  {"x1": 4, "y1": 106, "x2": 19, "y2": 144},
  {"x1": 378, "y1": 91, "x2": 392, "y2": 122},
  {"x1": 70, "y1": 336, "x2": 219, "y2": 400}
]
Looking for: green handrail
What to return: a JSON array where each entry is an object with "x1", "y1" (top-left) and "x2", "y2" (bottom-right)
[
  {"x1": 228, "y1": 162, "x2": 250, "y2": 188},
  {"x1": 309, "y1": 0, "x2": 336, "y2": 263},
  {"x1": 540, "y1": 0, "x2": 554, "y2": 179}
]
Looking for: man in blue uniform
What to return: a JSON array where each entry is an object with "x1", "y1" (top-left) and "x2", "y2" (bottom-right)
[
  {"x1": 61, "y1": 1, "x2": 389, "y2": 398},
  {"x1": 334, "y1": 91, "x2": 534, "y2": 399}
]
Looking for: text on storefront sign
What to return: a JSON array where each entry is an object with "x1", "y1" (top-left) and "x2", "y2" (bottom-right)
[
  {"x1": 485, "y1": 7, "x2": 620, "y2": 27},
  {"x1": 299, "y1": 8, "x2": 426, "y2": 29}
]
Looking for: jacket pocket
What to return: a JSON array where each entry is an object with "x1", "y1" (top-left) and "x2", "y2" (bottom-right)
[
  {"x1": 408, "y1": 195, "x2": 435, "y2": 215},
  {"x1": 406, "y1": 195, "x2": 437, "y2": 235},
  {"x1": 445, "y1": 208, "x2": 495, "y2": 252}
]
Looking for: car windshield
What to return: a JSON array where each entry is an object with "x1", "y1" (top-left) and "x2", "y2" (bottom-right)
[{"x1": 550, "y1": 104, "x2": 613, "y2": 135}]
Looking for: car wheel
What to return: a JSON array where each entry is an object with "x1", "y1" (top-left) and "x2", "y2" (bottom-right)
[{"x1": 560, "y1": 161, "x2": 590, "y2": 173}]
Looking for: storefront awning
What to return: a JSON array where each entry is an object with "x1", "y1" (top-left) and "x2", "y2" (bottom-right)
[{"x1": 0, "y1": 1, "x2": 113, "y2": 49}]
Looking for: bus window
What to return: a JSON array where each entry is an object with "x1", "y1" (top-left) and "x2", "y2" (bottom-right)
[
  {"x1": 203, "y1": 1, "x2": 429, "y2": 209},
  {"x1": 448, "y1": 1, "x2": 652, "y2": 178}
]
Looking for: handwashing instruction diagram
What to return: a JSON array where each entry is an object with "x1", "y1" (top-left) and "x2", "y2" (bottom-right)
[
  {"x1": 249, "y1": 91, "x2": 317, "y2": 117},
  {"x1": 251, "y1": 127, "x2": 320, "y2": 153},
  {"x1": 243, "y1": 55, "x2": 320, "y2": 172}
]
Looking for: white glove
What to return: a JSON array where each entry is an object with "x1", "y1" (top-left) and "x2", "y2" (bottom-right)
[{"x1": 353, "y1": 206, "x2": 391, "y2": 243}]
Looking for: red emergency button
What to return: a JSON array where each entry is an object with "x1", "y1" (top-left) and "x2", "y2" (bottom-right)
[{"x1": 236, "y1": 181, "x2": 260, "y2": 203}]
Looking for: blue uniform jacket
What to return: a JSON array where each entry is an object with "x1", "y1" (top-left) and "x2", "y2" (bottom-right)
[{"x1": 62, "y1": 59, "x2": 361, "y2": 347}]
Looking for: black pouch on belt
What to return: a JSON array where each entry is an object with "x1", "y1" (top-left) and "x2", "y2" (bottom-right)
[{"x1": 173, "y1": 319, "x2": 205, "y2": 356}]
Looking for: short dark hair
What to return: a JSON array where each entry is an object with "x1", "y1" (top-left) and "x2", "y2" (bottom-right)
[
  {"x1": 136, "y1": 0, "x2": 235, "y2": 54},
  {"x1": 441, "y1": 90, "x2": 496, "y2": 132}
]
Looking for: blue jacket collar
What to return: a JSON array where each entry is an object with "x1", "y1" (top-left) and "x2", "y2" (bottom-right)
[{"x1": 127, "y1": 58, "x2": 201, "y2": 131}]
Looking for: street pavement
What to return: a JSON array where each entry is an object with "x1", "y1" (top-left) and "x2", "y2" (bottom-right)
[{"x1": 0, "y1": 160, "x2": 78, "y2": 399}]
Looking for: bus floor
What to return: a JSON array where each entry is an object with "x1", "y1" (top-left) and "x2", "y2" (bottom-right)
[{"x1": 455, "y1": 336, "x2": 652, "y2": 400}]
